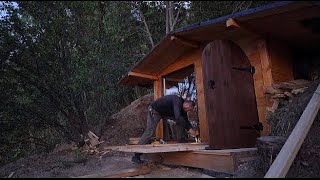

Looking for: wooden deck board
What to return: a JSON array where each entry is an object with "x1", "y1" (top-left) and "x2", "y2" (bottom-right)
[{"x1": 104, "y1": 143, "x2": 209, "y2": 153}]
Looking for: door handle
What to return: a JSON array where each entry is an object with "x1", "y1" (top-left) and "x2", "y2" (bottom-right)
[{"x1": 209, "y1": 80, "x2": 215, "y2": 89}]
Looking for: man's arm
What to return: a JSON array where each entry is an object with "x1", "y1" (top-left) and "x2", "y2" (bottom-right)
[{"x1": 173, "y1": 101, "x2": 192, "y2": 130}]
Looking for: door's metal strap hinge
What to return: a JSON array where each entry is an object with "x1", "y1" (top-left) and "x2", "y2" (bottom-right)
[
  {"x1": 232, "y1": 66, "x2": 255, "y2": 75},
  {"x1": 240, "y1": 122, "x2": 263, "y2": 131}
]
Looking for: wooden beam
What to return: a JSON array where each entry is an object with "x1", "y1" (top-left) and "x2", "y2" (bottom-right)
[
  {"x1": 154, "y1": 79, "x2": 164, "y2": 139},
  {"x1": 226, "y1": 18, "x2": 260, "y2": 37},
  {"x1": 144, "y1": 148, "x2": 257, "y2": 174},
  {"x1": 165, "y1": 77, "x2": 184, "y2": 82},
  {"x1": 128, "y1": 71, "x2": 157, "y2": 80},
  {"x1": 75, "y1": 166, "x2": 152, "y2": 178},
  {"x1": 104, "y1": 143, "x2": 208, "y2": 153},
  {"x1": 226, "y1": 18, "x2": 240, "y2": 28},
  {"x1": 170, "y1": 35, "x2": 199, "y2": 48},
  {"x1": 265, "y1": 84, "x2": 320, "y2": 178},
  {"x1": 194, "y1": 55, "x2": 209, "y2": 143},
  {"x1": 258, "y1": 39, "x2": 273, "y2": 136}
]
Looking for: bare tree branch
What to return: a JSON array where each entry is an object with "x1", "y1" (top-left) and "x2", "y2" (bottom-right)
[
  {"x1": 138, "y1": 9, "x2": 155, "y2": 47},
  {"x1": 127, "y1": 1, "x2": 155, "y2": 47},
  {"x1": 245, "y1": 1, "x2": 253, "y2": 9},
  {"x1": 169, "y1": 1, "x2": 174, "y2": 32},
  {"x1": 172, "y1": 4, "x2": 181, "y2": 30},
  {"x1": 232, "y1": 1, "x2": 245, "y2": 13}
]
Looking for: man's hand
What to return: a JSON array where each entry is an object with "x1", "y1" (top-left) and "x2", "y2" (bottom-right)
[{"x1": 188, "y1": 128, "x2": 198, "y2": 137}]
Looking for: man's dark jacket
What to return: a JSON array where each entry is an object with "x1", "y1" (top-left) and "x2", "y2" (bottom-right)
[{"x1": 151, "y1": 95, "x2": 192, "y2": 130}]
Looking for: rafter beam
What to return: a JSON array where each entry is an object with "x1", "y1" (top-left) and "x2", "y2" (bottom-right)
[
  {"x1": 226, "y1": 18, "x2": 259, "y2": 36},
  {"x1": 128, "y1": 71, "x2": 158, "y2": 80},
  {"x1": 170, "y1": 35, "x2": 199, "y2": 48},
  {"x1": 226, "y1": 18, "x2": 241, "y2": 28}
]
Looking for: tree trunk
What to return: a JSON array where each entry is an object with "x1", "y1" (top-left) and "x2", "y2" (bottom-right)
[
  {"x1": 165, "y1": 1, "x2": 171, "y2": 34},
  {"x1": 166, "y1": 1, "x2": 180, "y2": 34},
  {"x1": 98, "y1": 92, "x2": 105, "y2": 137}
]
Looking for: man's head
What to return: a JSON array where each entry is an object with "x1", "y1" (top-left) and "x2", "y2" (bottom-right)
[{"x1": 183, "y1": 100, "x2": 195, "y2": 112}]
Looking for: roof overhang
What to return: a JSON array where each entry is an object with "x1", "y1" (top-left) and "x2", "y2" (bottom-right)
[{"x1": 119, "y1": 1, "x2": 320, "y2": 87}]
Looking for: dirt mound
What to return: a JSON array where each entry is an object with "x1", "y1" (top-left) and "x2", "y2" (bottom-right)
[
  {"x1": 101, "y1": 93, "x2": 154, "y2": 146},
  {"x1": 235, "y1": 80, "x2": 320, "y2": 178}
]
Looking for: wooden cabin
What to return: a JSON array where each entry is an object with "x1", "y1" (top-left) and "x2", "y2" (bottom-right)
[{"x1": 117, "y1": 1, "x2": 320, "y2": 173}]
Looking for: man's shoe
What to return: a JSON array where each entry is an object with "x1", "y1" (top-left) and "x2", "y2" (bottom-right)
[{"x1": 131, "y1": 156, "x2": 145, "y2": 164}]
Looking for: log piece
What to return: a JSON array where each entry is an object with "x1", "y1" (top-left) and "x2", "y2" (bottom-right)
[
  {"x1": 291, "y1": 87, "x2": 308, "y2": 95},
  {"x1": 264, "y1": 86, "x2": 284, "y2": 95},
  {"x1": 272, "y1": 79, "x2": 310, "y2": 91},
  {"x1": 256, "y1": 136, "x2": 286, "y2": 173}
]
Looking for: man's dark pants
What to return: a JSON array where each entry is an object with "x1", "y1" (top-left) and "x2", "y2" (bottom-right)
[{"x1": 134, "y1": 105, "x2": 186, "y2": 159}]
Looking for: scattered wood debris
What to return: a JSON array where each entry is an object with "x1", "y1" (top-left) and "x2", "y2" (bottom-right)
[
  {"x1": 128, "y1": 137, "x2": 140, "y2": 145},
  {"x1": 74, "y1": 130, "x2": 109, "y2": 159}
]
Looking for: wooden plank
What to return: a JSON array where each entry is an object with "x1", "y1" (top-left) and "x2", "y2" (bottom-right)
[
  {"x1": 158, "y1": 49, "x2": 196, "y2": 77},
  {"x1": 265, "y1": 84, "x2": 320, "y2": 178},
  {"x1": 128, "y1": 71, "x2": 158, "y2": 80},
  {"x1": 144, "y1": 148, "x2": 257, "y2": 174},
  {"x1": 87, "y1": 131, "x2": 100, "y2": 147},
  {"x1": 258, "y1": 39, "x2": 273, "y2": 87},
  {"x1": 195, "y1": 147, "x2": 257, "y2": 155},
  {"x1": 104, "y1": 143, "x2": 208, "y2": 153},
  {"x1": 257, "y1": 39, "x2": 273, "y2": 136},
  {"x1": 75, "y1": 166, "x2": 152, "y2": 178},
  {"x1": 88, "y1": 131, "x2": 99, "y2": 139},
  {"x1": 132, "y1": 36, "x2": 193, "y2": 75},
  {"x1": 194, "y1": 48, "x2": 209, "y2": 143}
]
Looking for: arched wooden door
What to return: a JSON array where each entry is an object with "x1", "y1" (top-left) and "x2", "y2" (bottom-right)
[{"x1": 201, "y1": 39, "x2": 260, "y2": 149}]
